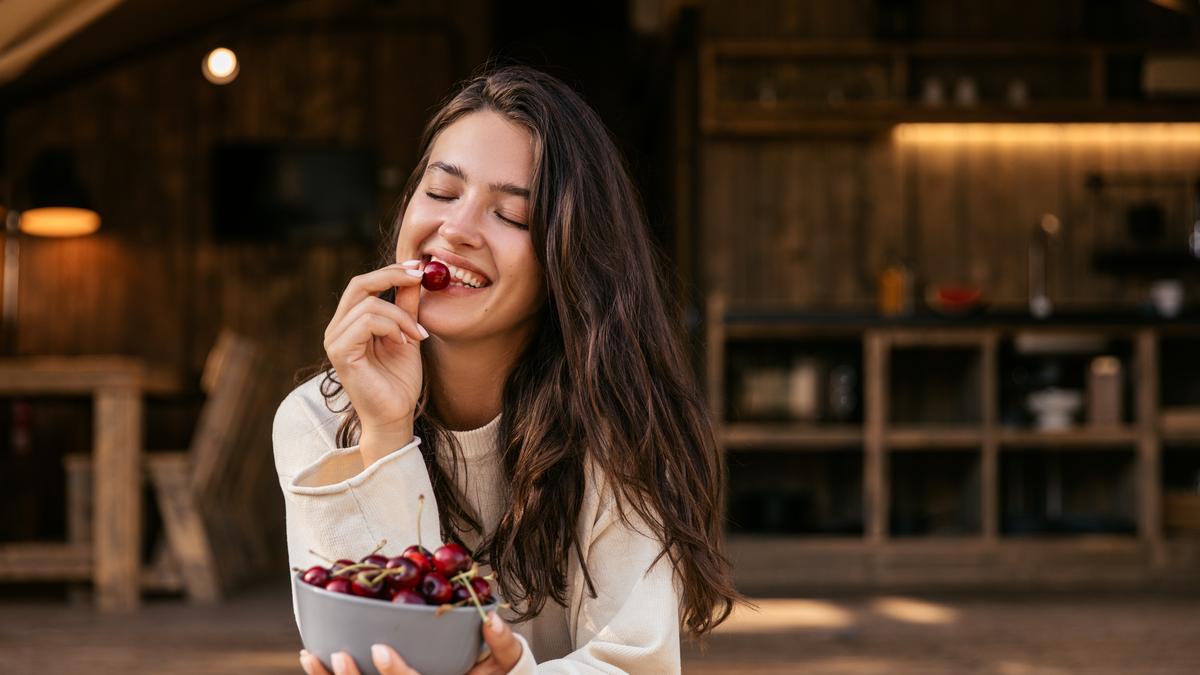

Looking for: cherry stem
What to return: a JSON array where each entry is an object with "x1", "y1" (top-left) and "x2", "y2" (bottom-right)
[
  {"x1": 416, "y1": 494, "x2": 425, "y2": 550},
  {"x1": 331, "y1": 562, "x2": 381, "y2": 578},
  {"x1": 453, "y1": 569, "x2": 488, "y2": 621},
  {"x1": 368, "y1": 539, "x2": 388, "y2": 557},
  {"x1": 307, "y1": 549, "x2": 336, "y2": 565}
]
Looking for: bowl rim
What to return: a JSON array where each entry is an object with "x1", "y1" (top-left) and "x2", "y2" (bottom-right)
[{"x1": 294, "y1": 572, "x2": 498, "y2": 614}]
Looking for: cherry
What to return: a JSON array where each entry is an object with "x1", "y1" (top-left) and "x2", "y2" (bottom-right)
[
  {"x1": 300, "y1": 566, "x2": 330, "y2": 587},
  {"x1": 452, "y1": 584, "x2": 472, "y2": 603},
  {"x1": 383, "y1": 557, "x2": 421, "y2": 592},
  {"x1": 351, "y1": 571, "x2": 385, "y2": 599},
  {"x1": 421, "y1": 261, "x2": 450, "y2": 291},
  {"x1": 324, "y1": 577, "x2": 353, "y2": 594},
  {"x1": 420, "y1": 572, "x2": 453, "y2": 604},
  {"x1": 470, "y1": 577, "x2": 494, "y2": 604},
  {"x1": 402, "y1": 545, "x2": 435, "y2": 574},
  {"x1": 433, "y1": 543, "x2": 472, "y2": 576},
  {"x1": 330, "y1": 559, "x2": 357, "y2": 576},
  {"x1": 361, "y1": 554, "x2": 388, "y2": 568},
  {"x1": 391, "y1": 588, "x2": 427, "y2": 605}
]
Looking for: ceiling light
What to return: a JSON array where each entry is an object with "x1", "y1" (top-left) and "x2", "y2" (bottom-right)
[{"x1": 202, "y1": 47, "x2": 239, "y2": 85}]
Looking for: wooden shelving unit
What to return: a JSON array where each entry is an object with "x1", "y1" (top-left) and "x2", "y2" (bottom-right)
[
  {"x1": 700, "y1": 40, "x2": 1200, "y2": 135},
  {"x1": 709, "y1": 293, "x2": 1200, "y2": 590}
]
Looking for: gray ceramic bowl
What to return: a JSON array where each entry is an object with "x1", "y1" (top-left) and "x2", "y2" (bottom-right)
[{"x1": 293, "y1": 573, "x2": 495, "y2": 675}]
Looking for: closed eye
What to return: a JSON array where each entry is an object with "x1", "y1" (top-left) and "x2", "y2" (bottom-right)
[
  {"x1": 425, "y1": 191, "x2": 455, "y2": 201},
  {"x1": 495, "y1": 212, "x2": 527, "y2": 229}
]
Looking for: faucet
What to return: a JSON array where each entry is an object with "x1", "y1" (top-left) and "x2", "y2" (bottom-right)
[{"x1": 1029, "y1": 213, "x2": 1061, "y2": 319}]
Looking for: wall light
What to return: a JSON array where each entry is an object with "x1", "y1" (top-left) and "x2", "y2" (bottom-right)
[
  {"x1": 893, "y1": 123, "x2": 1200, "y2": 146},
  {"x1": 202, "y1": 47, "x2": 239, "y2": 85}
]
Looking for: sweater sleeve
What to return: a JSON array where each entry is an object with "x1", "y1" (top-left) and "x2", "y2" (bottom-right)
[
  {"x1": 271, "y1": 385, "x2": 443, "y2": 588},
  {"x1": 508, "y1": 483, "x2": 682, "y2": 674}
]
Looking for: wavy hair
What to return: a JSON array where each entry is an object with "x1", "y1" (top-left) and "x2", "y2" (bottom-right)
[{"x1": 309, "y1": 65, "x2": 738, "y2": 637}]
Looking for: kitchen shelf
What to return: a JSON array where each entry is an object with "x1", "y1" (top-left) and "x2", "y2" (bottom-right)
[
  {"x1": 722, "y1": 423, "x2": 862, "y2": 450},
  {"x1": 708, "y1": 293, "x2": 1200, "y2": 587},
  {"x1": 887, "y1": 426, "x2": 984, "y2": 449},
  {"x1": 701, "y1": 40, "x2": 1200, "y2": 136},
  {"x1": 999, "y1": 427, "x2": 1140, "y2": 447}
]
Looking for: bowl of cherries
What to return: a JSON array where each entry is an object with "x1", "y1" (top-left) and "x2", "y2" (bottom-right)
[{"x1": 293, "y1": 497, "x2": 498, "y2": 675}]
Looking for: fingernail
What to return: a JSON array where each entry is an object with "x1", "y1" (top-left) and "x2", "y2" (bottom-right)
[
  {"x1": 405, "y1": 268, "x2": 424, "y2": 277},
  {"x1": 489, "y1": 611, "x2": 504, "y2": 632},
  {"x1": 399, "y1": 259, "x2": 421, "y2": 267},
  {"x1": 299, "y1": 652, "x2": 314, "y2": 675},
  {"x1": 417, "y1": 323, "x2": 429, "y2": 339},
  {"x1": 372, "y1": 644, "x2": 391, "y2": 667},
  {"x1": 333, "y1": 652, "x2": 351, "y2": 671}
]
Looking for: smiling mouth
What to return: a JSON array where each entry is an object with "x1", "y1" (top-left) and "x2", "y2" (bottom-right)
[{"x1": 422, "y1": 255, "x2": 493, "y2": 289}]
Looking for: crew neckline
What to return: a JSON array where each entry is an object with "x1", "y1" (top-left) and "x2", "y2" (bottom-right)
[{"x1": 446, "y1": 413, "x2": 502, "y2": 461}]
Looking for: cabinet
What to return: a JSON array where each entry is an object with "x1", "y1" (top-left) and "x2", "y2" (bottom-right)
[
  {"x1": 700, "y1": 41, "x2": 1200, "y2": 135},
  {"x1": 707, "y1": 294, "x2": 1200, "y2": 590}
]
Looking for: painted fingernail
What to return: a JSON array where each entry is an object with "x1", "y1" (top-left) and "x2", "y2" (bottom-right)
[
  {"x1": 405, "y1": 269, "x2": 424, "y2": 277},
  {"x1": 417, "y1": 323, "x2": 429, "y2": 339},
  {"x1": 372, "y1": 644, "x2": 391, "y2": 667},
  {"x1": 399, "y1": 259, "x2": 421, "y2": 267},
  {"x1": 333, "y1": 651, "x2": 351, "y2": 672}
]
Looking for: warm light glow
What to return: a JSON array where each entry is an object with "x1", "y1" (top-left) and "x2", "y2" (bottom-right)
[
  {"x1": 19, "y1": 207, "x2": 101, "y2": 237},
  {"x1": 870, "y1": 596, "x2": 959, "y2": 625},
  {"x1": 202, "y1": 47, "x2": 239, "y2": 85},
  {"x1": 715, "y1": 598, "x2": 856, "y2": 633},
  {"x1": 893, "y1": 123, "x2": 1200, "y2": 146}
]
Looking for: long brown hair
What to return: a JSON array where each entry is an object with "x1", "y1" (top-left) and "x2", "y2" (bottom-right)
[{"x1": 311, "y1": 65, "x2": 739, "y2": 637}]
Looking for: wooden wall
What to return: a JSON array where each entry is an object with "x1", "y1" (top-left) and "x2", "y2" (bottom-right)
[
  {"x1": 697, "y1": 0, "x2": 1200, "y2": 309},
  {"x1": 0, "y1": 0, "x2": 489, "y2": 567}
]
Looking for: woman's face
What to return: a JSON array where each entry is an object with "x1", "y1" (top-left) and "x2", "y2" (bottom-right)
[{"x1": 396, "y1": 110, "x2": 544, "y2": 344}]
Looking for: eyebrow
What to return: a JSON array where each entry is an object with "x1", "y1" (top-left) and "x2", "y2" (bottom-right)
[{"x1": 428, "y1": 161, "x2": 530, "y2": 199}]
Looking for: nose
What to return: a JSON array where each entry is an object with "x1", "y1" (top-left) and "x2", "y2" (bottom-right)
[{"x1": 438, "y1": 200, "x2": 484, "y2": 248}]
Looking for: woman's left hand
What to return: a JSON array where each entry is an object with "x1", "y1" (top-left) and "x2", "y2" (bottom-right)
[{"x1": 298, "y1": 612, "x2": 524, "y2": 675}]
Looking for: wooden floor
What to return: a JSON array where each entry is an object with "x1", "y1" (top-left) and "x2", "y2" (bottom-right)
[{"x1": 2, "y1": 582, "x2": 1199, "y2": 674}]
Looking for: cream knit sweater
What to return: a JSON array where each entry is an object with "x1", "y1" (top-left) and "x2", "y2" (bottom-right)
[{"x1": 272, "y1": 374, "x2": 682, "y2": 674}]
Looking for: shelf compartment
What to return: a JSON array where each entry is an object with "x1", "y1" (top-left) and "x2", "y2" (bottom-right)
[
  {"x1": 1163, "y1": 446, "x2": 1200, "y2": 537},
  {"x1": 722, "y1": 423, "x2": 862, "y2": 450},
  {"x1": 998, "y1": 427, "x2": 1139, "y2": 447},
  {"x1": 726, "y1": 450, "x2": 863, "y2": 536},
  {"x1": 1161, "y1": 406, "x2": 1200, "y2": 442},
  {"x1": 1001, "y1": 450, "x2": 1137, "y2": 536},
  {"x1": 888, "y1": 426, "x2": 983, "y2": 449},
  {"x1": 888, "y1": 346, "x2": 982, "y2": 426},
  {"x1": 889, "y1": 450, "x2": 982, "y2": 537},
  {"x1": 724, "y1": 337, "x2": 862, "y2": 425}
]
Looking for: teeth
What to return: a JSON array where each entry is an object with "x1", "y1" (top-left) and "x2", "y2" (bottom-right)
[{"x1": 429, "y1": 257, "x2": 488, "y2": 289}]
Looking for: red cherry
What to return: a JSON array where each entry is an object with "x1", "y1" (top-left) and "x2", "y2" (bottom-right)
[
  {"x1": 402, "y1": 545, "x2": 435, "y2": 573},
  {"x1": 421, "y1": 261, "x2": 450, "y2": 291},
  {"x1": 391, "y1": 588, "x2": 426, "y2": 605},
  {"x1": 470, "y1": 577, "x2": 494, "y2": 604},
  {"x1": 330, "y1": 559, "x2": 357, "y2": 576},
  {"x1": 383, "y1": 557, "x2": 421, "y2": 592},
  {"x1": 301, "y1": 566, "x2": 330, "y2": 587},
  {"x1": 361, "y1": 554, "x2": 388, "y2": 568},
  {"x1": 324, "y1": 577, "x2": 353, "y2": 594},
  {"x1": 433, "y1": 543, "x2": 472, "y2": 576},
  {"x1": 452, "y1": 584, "x2": 472, "y2": 603},
  {"x1": 420, "y1": 572, "x2": 453, "y2": 604},
  {"x1": 351, "y1": 571, "x2": 385, "y2": 599}
]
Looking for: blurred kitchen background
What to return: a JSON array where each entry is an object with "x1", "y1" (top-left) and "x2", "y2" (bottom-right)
[{"x1": 2, "y1": 0, "x2": 1200, "y2": 673}]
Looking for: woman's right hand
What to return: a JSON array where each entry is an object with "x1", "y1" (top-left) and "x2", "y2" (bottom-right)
[{"x1": 323, "y1": 260, "x2": 428, "y2": 460}]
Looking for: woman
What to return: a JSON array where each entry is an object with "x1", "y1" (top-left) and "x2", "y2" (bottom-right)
[{"x1": 274, "y1": 65, "x2": 739, "y2": 675}]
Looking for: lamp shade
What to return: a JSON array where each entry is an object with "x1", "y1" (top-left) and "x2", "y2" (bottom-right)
[{"x1": 20, "y1": 148, "x2": 100, "y2": 238}]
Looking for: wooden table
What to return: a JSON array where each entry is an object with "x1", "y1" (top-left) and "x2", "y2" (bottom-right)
[{"x1": 0, "y1": 356, "x2": 180, "y2": 612}]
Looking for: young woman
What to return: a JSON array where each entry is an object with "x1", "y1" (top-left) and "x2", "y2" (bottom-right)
[{"x1": 273, "y1": 65, "x2": 739, "y2": 675}]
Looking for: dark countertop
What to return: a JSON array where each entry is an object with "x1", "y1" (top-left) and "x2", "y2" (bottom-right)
[{"x1": 723, "y1": 306, "x2": 1200, "y2": 328}]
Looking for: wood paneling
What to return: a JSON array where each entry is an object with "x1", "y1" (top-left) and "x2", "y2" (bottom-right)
[{"x1": 0, "y1": 0, "x2": 488, "y2": 579}]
